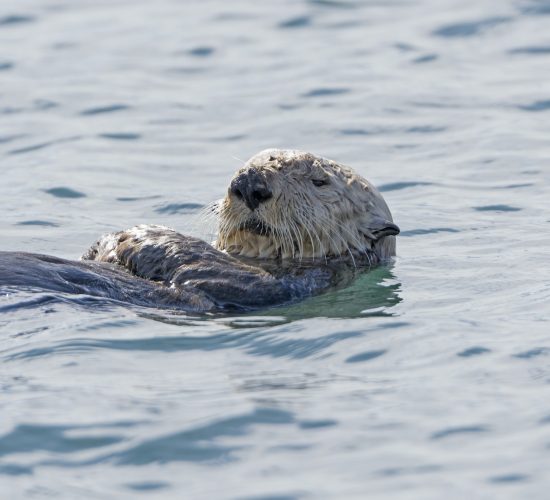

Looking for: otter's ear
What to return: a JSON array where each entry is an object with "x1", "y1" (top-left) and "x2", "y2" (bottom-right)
[{"x1": 369, "y1": 218, "x2": 400, "y2": 241}]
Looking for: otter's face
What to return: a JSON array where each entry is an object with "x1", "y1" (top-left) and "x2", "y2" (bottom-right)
[{"x1": 215, "y1": 149, "x2": 399, "y2": 261}]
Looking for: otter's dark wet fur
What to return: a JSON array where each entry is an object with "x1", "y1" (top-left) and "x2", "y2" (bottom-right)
[
  {"x1": 0, "y1": 150, "x2": 399, "y2": 313},
  {"x1": 0, "y1": 228, "x2": 372, "y2": 313}
]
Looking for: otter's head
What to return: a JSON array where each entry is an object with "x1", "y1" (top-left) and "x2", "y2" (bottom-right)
[{"x1": 215, "y1": 149, "x2": 399, "y2": 261}]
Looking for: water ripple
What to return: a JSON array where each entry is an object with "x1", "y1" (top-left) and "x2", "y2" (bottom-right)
[
  {"x1": 509, "y1": 46, "x2": 550, "y2": 55},
  {"x1": 278, "y1": 16, "x2": 311, "y2": 29},
  {"x1": 345, "y1": 349, "x2": 386, "y2": 363},
  {"x1": 513, "y1": 347, "x2": 549, "y2": 359},
  {"x1": 406, "y1": 125, "x2": 446, "y2": 133},
  {"x1": 489, "y1": 473, "x2": 530, "y2": 483},
  {"x1": 16, "y1": 220, "x2": 59, "y2": 227},
  {"x1": 473, "y1": 204, "x2": 521, "y2": 212},
  {"x1": 378, "y1": 181, "x2": 434, "y2": 192},
  {"x1": 0, "y1": 134, "x2": 25, "y2": 144},
  {"x1": 154, "y1": 202, "x2": 204, "y2": 214},
  {"x1": 432, "y1": 17, "x2": 511, "y2": 38},
  {"x1": 109, "y1": 408, "x2": 294, "y2": 465},
  {"x1": 400, "y1": 228, "x2": 459, "y2": 237},
  {"x1": 431, "y1": 426, "x2": 489, "y2": 440},
  {"x1": 0, "y1": 423, "x2": 125, "y2": 457},
  {"x1": 8, "y1": 136, "x2": 80, "y2": 155},
  {"x1": 412, "y1": 54, "x2": 438, "y2": 63},
  {"x1": 125, "y1": 481, "x2": 170, "y2": 491},
  {"x1": 44, "y1": 187, "x2": 86, "y2": 199},
  {"x1": 0, "y1": 14, "x2": 36, "y2": 26},
  {"x1": 80, "y1": 104, "x2": 130, "y2": 116},
  {"x1": 457, "y1": 346, "x2": 491, "y2": 357},
  {"x1": 518, "y1": 100, "x2": 550, "y2": 112},
  {"x1": 189, "y1": 46, "x2": 215, "y2": 57},
  {"x1": 99, "y1": 133, "x2": 141, "y2": 141},
  {"x1": 308, "y1": 0, "x2": 357, "y2": 8},
  {"x1": 377, "y1": 464, "x2": 442, "y2": 477},
  {"x1": 116, "y1": 195, "x2": 162, "y2": 202},
  {"x1": 302, "y1": 87, "x2": 349, "y2": 98},
  {"x1": 0, "y1": 464, "x2": 32, "y2": 476},
  {"x1": 3, "y1": 327, "x2": 368, "y2": 361},
  {"x1": 521, "y1": 1, "x2": 550, "y2": 15},
  {"x1": 298, "y1": 419, "x2": 337, "y2": 429}
]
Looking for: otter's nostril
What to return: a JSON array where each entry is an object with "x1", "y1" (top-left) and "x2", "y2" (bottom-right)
[
  {"x1": 232, "y1": 187, "x2": 243, "y2": 199},
  {"x1": 252, "y1": 188, "x2": 272, "y2": 204},
  {"x1": 230, "y1": 177, "x2": 245, "y2": 200}
]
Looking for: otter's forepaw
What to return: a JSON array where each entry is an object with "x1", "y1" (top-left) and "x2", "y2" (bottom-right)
[{"x1": 81, "y1": 231, "x2": 123, "y2": 263}]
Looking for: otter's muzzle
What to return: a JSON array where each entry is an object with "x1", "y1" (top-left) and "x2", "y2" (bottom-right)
[{"x1": 230, "y1": 169, "x2": 273, "y2": 211}]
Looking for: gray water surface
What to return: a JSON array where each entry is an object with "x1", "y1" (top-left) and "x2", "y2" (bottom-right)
[{"x1": 2, "y1": 0, "x2": 550, "y2": 498}]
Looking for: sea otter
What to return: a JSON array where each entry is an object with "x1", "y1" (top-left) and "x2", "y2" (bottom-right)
[{"x1": 0, "y1": 150, "x2": 399, "y2": 313}]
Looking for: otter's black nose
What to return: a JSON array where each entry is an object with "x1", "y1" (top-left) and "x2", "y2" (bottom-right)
[{"x1": 230, "y1": 169, "x2": 273, "y2": 211}]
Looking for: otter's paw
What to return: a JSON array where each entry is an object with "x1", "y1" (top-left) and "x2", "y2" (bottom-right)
[{"x1": 81, "y1": 231, "x2": 122, "y2": 263}]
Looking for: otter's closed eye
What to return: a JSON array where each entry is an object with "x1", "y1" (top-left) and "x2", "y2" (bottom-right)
[{"x1": 312, "y1": 178, "x2": 329, "y2": 187}]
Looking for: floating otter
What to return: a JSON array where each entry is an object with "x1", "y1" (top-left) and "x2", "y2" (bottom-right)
[{"x1": 0, "y1": 150, "x2": 399, "y2": 313}]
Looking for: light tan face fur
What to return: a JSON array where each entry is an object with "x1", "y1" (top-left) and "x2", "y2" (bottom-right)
[{"x1": 215, "y1": 149, "x2": 397, "y2": 261}]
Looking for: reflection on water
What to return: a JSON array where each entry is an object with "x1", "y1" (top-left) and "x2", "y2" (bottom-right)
[
  {"x1": 257, "y1": 265, "x2": 401, "y2": 321},
  {"x1": 2, "y1": 0, "x2": 550, "y2": 498}
]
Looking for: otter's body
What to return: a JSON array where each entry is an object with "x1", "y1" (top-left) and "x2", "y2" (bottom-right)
[
  {"x1": 0, "y1": 150, "x2": 398, "y2": 313},
  {"x1": 0, "y1": 228, "x2": 374, "y2": 313}
]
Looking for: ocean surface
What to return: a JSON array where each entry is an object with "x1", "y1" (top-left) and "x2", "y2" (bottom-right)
[{"x1": 1, "y1": 0, "x2": 550, "y2": 498}]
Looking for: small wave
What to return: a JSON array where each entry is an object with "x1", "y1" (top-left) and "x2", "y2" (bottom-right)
[
  {"x1": 457, "y1": 346, "x2": 491, "y2": 357},
  {"x1": 0, "y1": 423, "x2": 123, "y2": 457},
  {"x1": 8, "y1": 136, "x2": 80, "y2": 155},
  {"x1": 406, "y1": 125, "x2": 446, "y2": 133},
  {"x1": 489, "y1": 474, "x2": 529, "y2": 483},
  {"x1": 43, "y1": 187, "x2": 86, "y2": 199},
  {"x1": 208, "y1": 134, "x2": 247, "y2": 142},
  {"x1": 473, "y1": 204, "x2": 521, "y2": 212},
  {"x1": 412, "y1": 54, "x2": 438, "y2": 63},
  {"x1": 154, "y1": 202, "x2": 204, "y2": 214},
  {"x1": 80, "y1": 104, "x2": 130, "y2": 116},
  {"x1": 99, "y1": 133, "x2": 141, "y2": 141},
  {"x1": 400, "y1": 228, "x2": 459, "y2": 237},
  {"x1": 299, "y1": 419, "x2": 337, "y2": 429},
  {"x1": 345, "y1": 349, "x2": 386, "y2": 363},
  {"x1": 432, "y1": 17, "x2": 511, "y2": 38},
  {"x1": 16, "y1": 220, "x2": 59, "y2": 227},
  {"x1": 308, "y1": 0, "x2": 357, "y2": 8},
  {"x1": 0, "y1": 134, "x2": 25, "y2": 144},
  {"x1": 513, "y1": 347, "x2": 549, "y2": 359},
  {"x1": 125, "y1": 482, "x2": 170, "y2": 492},
  {"x1": 0, "y1": 14, "x2": 35, "y2": 26},
  {"x1": 302, "y1": 87, "x2": 349, "y2": 98},
  {"x1": 431, "y1": 425, "x2": 489, "y2": 440},
  {"x1": 518, "y1": 99, "x2": 550, "y2": 112},
  {"x1": 188, "y1": 46, "x2": 215, "y2": 57},
  {"x1": 116, "y1": 195, "x2": 162, "y2": 202},
  {"x1": 278, "y1": 16, "x2": 311, "y2": 29},
  {"x1": 378, "y1": 181, "x2": 433, "y2": 192},
  {"x1": 521, "y1": 1, "x2": 550, "y2": 15},
  {"x1": 509, "y1": 46, "x2": 550, "y2": 55}
]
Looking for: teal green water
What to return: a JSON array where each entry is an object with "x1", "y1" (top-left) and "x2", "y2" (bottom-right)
[{"x1": 2, "y1": 0, "x2": 550, "y2": 498}]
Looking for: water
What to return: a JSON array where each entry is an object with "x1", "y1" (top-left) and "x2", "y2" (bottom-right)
[{"x1": 1, "y1": 0, "x2": 550, "y2": 498}]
